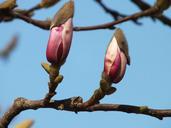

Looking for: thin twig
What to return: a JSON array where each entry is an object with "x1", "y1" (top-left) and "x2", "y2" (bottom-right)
[
  {"x1": 74, "y1": 6, "x2": 159, "y2": 31},
  {"x1": 0, "y1": 35, "x2": 18, "y2": 58},
  {"x1": 12, "y1": 11, "x2": 51, "y2": 30},
  {"x1": 26, "y1": 4, "x2": 41, "y2": 14},
  {"x1": 95, "y1": 0, "x2": 142, "y2": 25},
  {"x1": 0, "y1": 0, "x2": 60, "y2": 22},
  {"x1": 1, "y1": 5, "x2": 159, "y2": 31},
  {"x1": 43, "y1": 64, "x2": 62, "y2": 104},
  {"x1": 26, "y1": 0, "x2": 61, "y2": 13}
]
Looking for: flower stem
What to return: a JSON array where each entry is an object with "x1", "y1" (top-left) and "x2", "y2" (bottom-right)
[{"x1": 43, "y1": 64, "x2": 63, "y2": 104}]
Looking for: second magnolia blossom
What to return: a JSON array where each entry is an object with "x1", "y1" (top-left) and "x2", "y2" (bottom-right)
[
  {"x1": 104, "y1": 28, "x2": 130, "y2": 83},
  {"x1": 46, "y1": 18, "x2": 73, "y2": 65},
  {"x1": 46, "y1": 0, "x2": 74, "y2": 66}
]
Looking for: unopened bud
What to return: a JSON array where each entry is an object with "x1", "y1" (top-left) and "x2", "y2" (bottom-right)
[
  {"x1": 155, "y1": 0, "x2": 171, "y2": 12},
  {"x1": 46, "y1": 18, "x2": 73, "y2": 65},
  {"x1": 0, "y1": 0, "x2": 16, "y2": 10},
  {"x1": 103, "y1": 28, "x2": 130, "y2": 83},
  {"x1": 46, "y1": 1, "x2": 74, "y2": 66},
  {"x1": 40, "y1": 0, "x2": 60, "y2": 8}
]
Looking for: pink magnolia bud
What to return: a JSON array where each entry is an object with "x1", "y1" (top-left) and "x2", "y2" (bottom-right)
[
  {"x1": 104, "y1": 29, "x2": 130, "y2": 83},
  {"x1": 46, "y1": 18, "x2": 73, "y2": 65}
]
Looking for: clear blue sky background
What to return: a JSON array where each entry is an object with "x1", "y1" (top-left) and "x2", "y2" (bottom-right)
[{"x1": 0, "y1": 0, "x2": 171, "y2": 128}]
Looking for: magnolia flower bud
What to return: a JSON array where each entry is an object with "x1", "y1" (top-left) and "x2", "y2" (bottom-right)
[
  {"x1": 46, "y1": 18, "x2": 73, "y2": 65},
  {"x1": 0, "y1": 0, "x2": 16, "y2": 10},
  {"x1": 40, "y1": 0, "x2": 60, "y2": 8},
  {"x1": 104, "y1": 28, "x2": 130, "y2": 83},
  {"x1": 46, "y1": 0, "x2": 74, "y2": 65},
  {"x1": 155, "y1": 0, "x2": 171, "y2": 12}
]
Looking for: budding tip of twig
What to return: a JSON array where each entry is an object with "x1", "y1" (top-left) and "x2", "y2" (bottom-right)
[
  {"x1": 41, "y1": 62, "x2": 50, "y2": 74},
  {"x1": 54, "y1": 75, "x2": 63, "y2": 83}
]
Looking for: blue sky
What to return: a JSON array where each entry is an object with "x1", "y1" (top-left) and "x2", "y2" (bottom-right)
[{"x1": 0, "y1": 0, "x2": 171, "y2": 128}]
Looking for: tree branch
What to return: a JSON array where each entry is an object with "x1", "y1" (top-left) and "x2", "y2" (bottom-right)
[
  {"x1": 12, "y1": 11, "x2": 51, "y2": 30},
  {"x1": 0, "y1": 35, "x2": 18, "y2": 58},
  {"x1": 26, "y1": 0, "x2": 61, "y2": 14},
  {"x1": 131, "y1": 0, "x2": 171, "y2": 27},
  {"x1": 0, "y1": 0, "x2": 60, "y2": 24},
  {"x1": 0, "y1": 97, "x2": 171, "y2": 128},
  {"x1": 0, "y1": 3, "x2": 168, "y2": 31},
  {"x1": 74, "y1": 6, "x2": 159, "y2": 31},
  {"x1": 0, "y1": 1, "x2": 170, "y2": 31},
  {"x1": 95, "y1": 0, "x2": 142, "y2": 25}
]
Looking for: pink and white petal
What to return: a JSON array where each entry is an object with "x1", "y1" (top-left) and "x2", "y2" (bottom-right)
[
  {"x1": 113, "y1": 52, "x2": 127, "y2": 83},
  {"x1": 56, "y1": 41, "x2": 63, "y2": 63},
  {"x1": 61, "y1": 18, "x2": 73, "y2": 61},
  {"x1": 46, "y1": 26, "x2": 63, "y2": 63},
  {"x1": 109, "y1": 49, "x2": 121, "y2": 82},
  {"x1": 104, "y1": 37, "x2": 120, "y2": 74}
]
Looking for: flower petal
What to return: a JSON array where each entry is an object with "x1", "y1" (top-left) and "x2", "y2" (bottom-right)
[
  {"x1": 46, "y1": 26, "x2": 63, "y2": 63},
  {"x1": 113, "y1": 52, "x2": 127, "y2": 83},
  {"x1": 104, "y1": 37, "x2": 119, "y2": 75},
  {"x1": 109, "y1": 48, "x2": 121, "y2": 82},
  {"x1": 61, "y1": 18, "x2": 73, "y2": 63}
]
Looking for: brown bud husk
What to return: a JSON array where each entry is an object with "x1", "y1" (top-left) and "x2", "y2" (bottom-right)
[
  {"x1": 50, "y1": 0, "x2": 74, "y2": 29},
  {"x1": 54, "y1": 75, "x2": 63, "y2": 83},
  {"x1": 101, "y1": 71, "x2": 112, "y2": 84},
  {"x1": 41, "y1": 62, "x2": 50, "y2": 74},
  {"x1": 105, "y1": 87, "x2": 116, "y2": 95},
  {"x1": 155, "y1": 0, "x2": 171, "y2": 12},
  {"x1": 100, "y1": 79, "x2": 116, "y2": 95},
  {"x1": 114, "y1": 28, "x2": 130, "y2": 65},
  {"x1": 15, "y1": 119, "x2": 34, "y2": 128},
  {"x1": 40, "y1": 0, "x2": 60, "y2": 8},
  {"x1": 0, "y1": 0, "x2": 16, "y2": 10}
]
